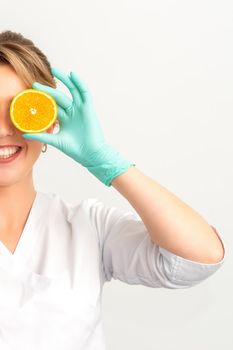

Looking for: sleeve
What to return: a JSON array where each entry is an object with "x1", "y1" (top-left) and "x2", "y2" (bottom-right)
[{"x1": 88, "y1": 198, "x2": 226, "y2": 289}]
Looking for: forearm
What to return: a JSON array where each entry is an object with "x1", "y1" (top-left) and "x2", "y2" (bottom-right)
[{"x1": 111, "y1": 166, "x2": 224, "y2": 264}]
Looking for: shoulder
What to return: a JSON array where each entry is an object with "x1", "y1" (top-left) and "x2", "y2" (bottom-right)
[{"x1": 36, "y1": 190, "x2": 103, "y2": 223}]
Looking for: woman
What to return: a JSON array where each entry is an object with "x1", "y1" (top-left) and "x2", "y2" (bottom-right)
[{"x1": 0, "y1": 30, "x2": 226, "y2": 349}]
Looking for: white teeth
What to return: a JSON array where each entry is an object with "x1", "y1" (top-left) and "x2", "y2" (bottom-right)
[{"x1": 0, "y1": 147, "x2": 20, "y2": 158}]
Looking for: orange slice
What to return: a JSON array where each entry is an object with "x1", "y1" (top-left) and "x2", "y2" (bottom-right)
[{"x1": 10, "y1": 89, "x2": 58, "y2": 133}]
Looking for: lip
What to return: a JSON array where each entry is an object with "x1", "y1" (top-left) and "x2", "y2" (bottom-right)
[{"x1": 0, "y1": 147, "x2": 23, "y2": 164}]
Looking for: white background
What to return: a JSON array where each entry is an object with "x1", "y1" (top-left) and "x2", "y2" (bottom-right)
[{"x1": 1, "y1": 0, "x2": 232, "y2": 349}]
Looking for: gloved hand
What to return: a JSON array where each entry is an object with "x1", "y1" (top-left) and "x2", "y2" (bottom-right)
[{"x1": 22, "y1": 67, "x2": 135, "y2": 186}]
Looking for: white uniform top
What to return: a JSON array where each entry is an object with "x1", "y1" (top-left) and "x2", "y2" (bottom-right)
[{"x1": 0, "y1": 191, "x2": 226, "y2": 350}]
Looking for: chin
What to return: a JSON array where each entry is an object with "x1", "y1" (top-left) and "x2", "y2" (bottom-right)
[{"x1": 0, "y1": 176, "x2": 23, "y2": 187}]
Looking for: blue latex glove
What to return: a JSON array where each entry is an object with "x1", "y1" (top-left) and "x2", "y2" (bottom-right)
[{"x1": 22, "y1": 67, "x2": 135, "y2": 186}]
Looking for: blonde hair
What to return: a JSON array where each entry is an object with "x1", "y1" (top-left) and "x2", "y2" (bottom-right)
[
  {"x1": 0, "y1": 30, "x2": 59, "y2": 130},
  {"x1": 0, "y1": 30, "x2": 56, "y2": 88}
]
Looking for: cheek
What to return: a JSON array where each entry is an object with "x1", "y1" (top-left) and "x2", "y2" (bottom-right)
[
  {"x1": 24, "y1": 141, "x2": 43, "y2": 162},
  {"x1": 0, "y1": 140, "x2": 43, "y2": 186}
]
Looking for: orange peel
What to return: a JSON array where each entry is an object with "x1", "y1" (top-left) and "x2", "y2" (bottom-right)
[{"x1": 10, "y1": 89, "x2": 58, "y2": 133}]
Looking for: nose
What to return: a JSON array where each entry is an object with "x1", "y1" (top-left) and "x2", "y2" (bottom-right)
[{"x1": 0, "y1": 106, "x2": 16, "y2": 137}]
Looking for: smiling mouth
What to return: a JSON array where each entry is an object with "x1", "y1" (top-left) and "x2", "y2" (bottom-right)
[{"x1": 0, "y1": 147, "x2": 23, "y2": 162}]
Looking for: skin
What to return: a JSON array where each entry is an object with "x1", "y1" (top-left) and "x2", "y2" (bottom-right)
[
  {"x1": 0, "y1": 64, "x2": 55, "y2": 254},
  {"x1": 112, "y1": 166, "x2": 225, "y2": 263}
]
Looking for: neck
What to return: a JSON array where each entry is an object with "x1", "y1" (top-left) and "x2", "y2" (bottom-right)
[{"x1": 0, "y1": 171, "x2": 36, "y2": 232}]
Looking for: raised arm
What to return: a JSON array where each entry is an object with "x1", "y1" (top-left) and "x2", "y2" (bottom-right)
[{"x1": 111, "y1": 166, "x2": 225, "y2": 264}]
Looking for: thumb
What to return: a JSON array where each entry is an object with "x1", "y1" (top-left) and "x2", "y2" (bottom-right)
[{"x1": 22, "y1": 132, "x2": 57, "y2": 147}]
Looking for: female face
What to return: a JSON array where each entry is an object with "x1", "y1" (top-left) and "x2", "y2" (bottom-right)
[{"x1": 0, "y1": 64, "x2": 54, "y2": 187}]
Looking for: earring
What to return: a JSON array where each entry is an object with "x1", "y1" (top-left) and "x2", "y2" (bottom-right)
[{"x1": 41, "y1": 144, "x2": 47, "y2": 153}]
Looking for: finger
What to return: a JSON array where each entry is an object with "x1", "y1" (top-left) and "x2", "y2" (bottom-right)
[
  {"x1": 69, "y1": 71, "x2": 92, "y2": 104},
  {"x1": 57, "y1": 105, "x2": 68, "y2": 124},
  {"x1": 51, "y1": 67, "x2": 82, "y2": 106},
  {"x1": 22, "y1": 132, "x2": 57, "y2": 147},
  {"x1": 32, "y1": 82, "x2": 72, "y2": 110}
]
